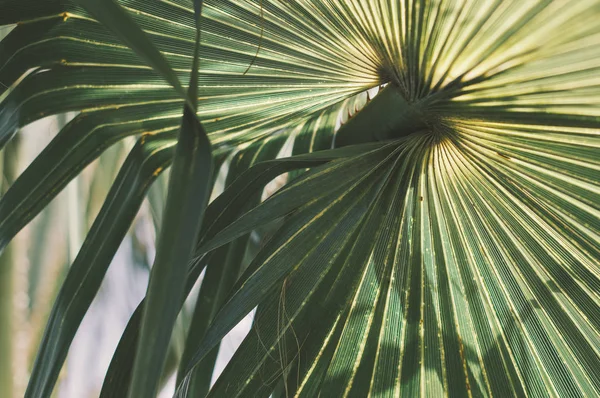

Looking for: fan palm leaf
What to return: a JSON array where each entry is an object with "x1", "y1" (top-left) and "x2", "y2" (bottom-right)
[{"x1": 1, "y1": 0, "x2": 599, "y2": 397}]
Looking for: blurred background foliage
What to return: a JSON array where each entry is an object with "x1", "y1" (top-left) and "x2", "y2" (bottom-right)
[
  {"x1": 0, "y1": 108, "x2": 267, "y2": 397},
  {"x1": 0, "y1": 25, "x2": 261, "y2": 391}
]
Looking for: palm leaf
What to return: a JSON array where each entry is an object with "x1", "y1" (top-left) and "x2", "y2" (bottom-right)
[
  {"x1": 100, "y1": 142, "x2": 387, "y2": 396},
  {"x1": 176, "y1": 133, "x2": 288, "y2": 397},
  {"x1": 1, "y1": 0, "x2": 599, "y2": 397},
  {"x1": 25, "y1": 133, "x2": 175, "y2": 398}
]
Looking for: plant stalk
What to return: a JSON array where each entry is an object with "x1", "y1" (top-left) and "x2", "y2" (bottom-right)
[{"x1": 334, "y1": 84, "x2": 428, "y2": 147}]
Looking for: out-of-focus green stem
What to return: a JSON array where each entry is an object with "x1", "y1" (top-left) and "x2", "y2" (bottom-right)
[
  {"x1": 26, "y1": 113, "x2": 76, "y2": 393},
  {"x1": 61, "y1": 114, "x2": 83, "y2": 263},
  {"x1": 0, "y1": 137, "x2": 20, "y2": 398}
]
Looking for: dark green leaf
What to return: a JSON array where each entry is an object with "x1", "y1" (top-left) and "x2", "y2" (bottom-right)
[
  {"x1": 24, "y1": 133, "x2": 175, "y2": 398},
  {"x1": 72, "y1": 0, "x2": 188, "y2": 101}
]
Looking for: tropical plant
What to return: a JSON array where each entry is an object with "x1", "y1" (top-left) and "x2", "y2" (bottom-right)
[{"x1": 1, "y1": 0, "x2": 599, "y2": 397}]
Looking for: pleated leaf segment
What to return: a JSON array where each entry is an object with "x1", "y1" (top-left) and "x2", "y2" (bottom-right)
[{"x1": 1, "y1": 0, "x2": 599, "y2": 397}]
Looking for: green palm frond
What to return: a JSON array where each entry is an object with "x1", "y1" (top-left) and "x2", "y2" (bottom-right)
[{"x1": 1, "y1": 0, "x2": 599, "y2": 397}]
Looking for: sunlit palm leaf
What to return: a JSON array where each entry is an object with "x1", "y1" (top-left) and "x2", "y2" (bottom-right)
[
  {"x1": 176, "y1": 1, "x2": 598, "y2": 397},
  {"x1": 177, "y1": 133, "x2": 288, "y2": 396},
  {"x1": 100, "y1": 141, "x2": 388, "y2": 396},
  {"x1": 1, "y1": 0, "x2": 599, "y2": 397},
  {"x1": 0, "y1": 0, "x2": 375, "y2": 147}
]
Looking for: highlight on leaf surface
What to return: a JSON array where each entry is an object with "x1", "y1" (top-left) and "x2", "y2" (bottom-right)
[{"x1": 0, "y1": 0, "x2": 599, "y2": 397}]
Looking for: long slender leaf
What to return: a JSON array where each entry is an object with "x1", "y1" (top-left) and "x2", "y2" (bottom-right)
[
  {"x1": 203, "y1": 146, "x2": 411, "y2": 398},
  {"x1": 125, "y1": 3, "x2": 213, "y2": 392},
  {"x1": 100, "y1": 249, "x2": 213, "y2": 398},
  {"x1": 24, "y1": 133, "x2": 174, "y2": 398},
  {"x1": 99, "y1": 141, "x2": 384, "y2": 396},
  {"x1": 175, "y1": 141, "x2": 411, "y2": 393},
  {"x1": 0, "y1": 110, "x2": 177, "y2": 252},
  {"x1": 197, "y1": 142, "x2": 400, "y2": 254},
  {"x1": 72, "y1": 0, "x2": 188, "y2": 101},
  {"x1": 177, "y1": 133, "x2": 286, "y2": 395}
]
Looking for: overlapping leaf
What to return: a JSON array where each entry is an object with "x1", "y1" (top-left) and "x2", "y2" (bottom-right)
[
  {"x1": 24, "y1": 133, "x2": 175, "y2": 398},
  {"x1": 175, "y1": 0, "x2": 598, "y2": 396},
  {"x1": 182, "y1": 128, "x2": 600, "y2": 396}
]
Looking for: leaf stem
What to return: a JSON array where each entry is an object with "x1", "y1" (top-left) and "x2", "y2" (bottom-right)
[{"x1": 334, "y1": 84, "x2": 428, "y2": 147}]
